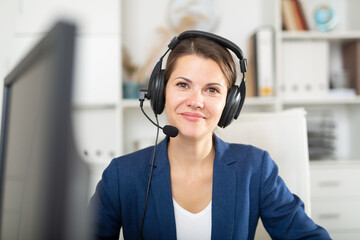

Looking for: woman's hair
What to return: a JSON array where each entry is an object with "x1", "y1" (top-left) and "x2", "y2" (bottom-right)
[{"x1": 164, "y1": 37, "x2": 237, "y2": 88}]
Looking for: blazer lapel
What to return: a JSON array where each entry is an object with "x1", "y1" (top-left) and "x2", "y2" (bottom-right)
[
  {"x1": 211, "y1": 136, "x2": 237, "y2": 240},
  {"x1": 149, "y1": 138, "x2": 177, "y2": 240}
]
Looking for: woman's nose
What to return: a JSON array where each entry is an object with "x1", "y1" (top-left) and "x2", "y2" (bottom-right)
[{"x1": 186, "y1": 90, "x2": 204, "y2": 109}]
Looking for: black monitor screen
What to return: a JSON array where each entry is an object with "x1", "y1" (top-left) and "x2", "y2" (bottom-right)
[{"x1": 0, "y1": 21, "x2": 91, "y2": 240}]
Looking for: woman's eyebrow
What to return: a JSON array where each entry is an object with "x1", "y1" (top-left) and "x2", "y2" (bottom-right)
[
  {"x1": 205, "y1": 83, "x2": 225, "y2": 88},
  {"x1": 174, "y1": 77, "x2": 225, "y2": 89},
  {"x1": 174, "y1": 77, "x2": 192, "y2": 83}
]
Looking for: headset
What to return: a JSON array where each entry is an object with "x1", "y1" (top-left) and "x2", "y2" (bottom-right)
[{"x1": 144, "y1": 30, "x2": 248, "y2": 128}]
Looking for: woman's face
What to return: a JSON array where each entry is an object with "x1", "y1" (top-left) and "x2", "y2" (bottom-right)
[{"x1": 165, "y1": 54, "x2": 228, "y2": 140}]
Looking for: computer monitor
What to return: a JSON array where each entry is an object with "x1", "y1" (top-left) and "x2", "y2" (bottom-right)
[{"x1": 0, "y1": 21, "x2": 91, "y2": 240}]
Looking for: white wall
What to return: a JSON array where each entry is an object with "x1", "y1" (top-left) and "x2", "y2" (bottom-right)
[
  {"x1": 0, "y1": 0, "x2": 17, "y2": 125},
  {"x1": 0, "y1": 0, "x2": 121, "y2": 105}
]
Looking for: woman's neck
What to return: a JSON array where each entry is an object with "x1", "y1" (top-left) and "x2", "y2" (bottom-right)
[{"x1": 167, "y1": 134, "x2": 215, "y2": 171}]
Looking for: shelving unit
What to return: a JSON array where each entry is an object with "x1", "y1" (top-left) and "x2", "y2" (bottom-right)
[
  {"x1": 274, "y1": 0, "x2": 360, "y2": 237},
  {"x1": 273, "y1": 0, "x2": 360, "y2": 161}
]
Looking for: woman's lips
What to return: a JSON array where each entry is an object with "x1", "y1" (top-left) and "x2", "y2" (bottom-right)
[{"x1": 181, "y1": 112, "x2": 205, "y2": 121}]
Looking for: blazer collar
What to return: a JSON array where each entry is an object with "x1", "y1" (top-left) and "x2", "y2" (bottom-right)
[
  {"x1": 149, "y1": 136, "x2": 238, "y2": 240},
  {"x1": 148, "y1": 135, "x2": 237, "y2": 167},
  {"x1": 211, "y1": 136, "x2": 237, "y2": 240}
]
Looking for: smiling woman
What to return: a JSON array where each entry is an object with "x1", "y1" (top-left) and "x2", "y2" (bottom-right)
[{"x1": 89, "y1": 31, "x2": 331, "y2": 240}]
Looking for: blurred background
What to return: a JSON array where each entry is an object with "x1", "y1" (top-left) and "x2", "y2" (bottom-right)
[{"x1": 1, "y1": 0, "x2": 360, "y2": 238}]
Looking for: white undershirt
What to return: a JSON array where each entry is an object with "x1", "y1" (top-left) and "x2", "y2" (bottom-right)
[{"x1": 173, "y1": 198, "x2": 212, "y2": 240}]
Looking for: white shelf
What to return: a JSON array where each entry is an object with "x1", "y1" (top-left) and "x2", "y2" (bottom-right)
[
  {"x1": 122, "y1": 99, "x2": 149, "y2": 108},
  {"x1": 282, "y1": 96, "x2": 360, "y2": 106},
  {"x1": 280, "y1": 31, "x2": 360, "y2": 41},
  {"x1": 245, "y1": 97, "x2": 280, "y2": 106},
  {"x1": 73, "y1": 102, "x2": 117, "y2": 110},
  {"x1": 310, "y1": 159, "x2": 360, "y2": 168},
  {"x1": 74, "y1": 96, "x2": 360, "y2": 110}
]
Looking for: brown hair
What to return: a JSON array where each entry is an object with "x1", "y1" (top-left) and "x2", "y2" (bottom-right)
[{"x1": 164, "y1": 37, "x2": 237, "y2": 88}]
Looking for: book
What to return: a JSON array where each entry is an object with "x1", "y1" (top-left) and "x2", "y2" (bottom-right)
[
  {"x1": 245, "y1": 34, "x2": 257, "y2": 98},
  {"x1": 290, "y1": 0, "x2": 304, "y2": 31},
  {"x1": 282, "y1": 0, "x2": 298, "y2": 31},
  {"x1": 249, "y1": 27, "x2": 275, "y2": 97},
  {"x1": 282, "y1": 0, "x2": 308, "y2": 31},
  {"x1": 295, "y1": 0, "x2": 309, "y2": 30},
  {"x1": 342, "y1": 41, "x2": 360, "y2": 95}
]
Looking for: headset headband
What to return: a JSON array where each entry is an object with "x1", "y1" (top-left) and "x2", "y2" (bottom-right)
[{"x1": 167, "y1": 30, "x2": 247, "y2": 74}]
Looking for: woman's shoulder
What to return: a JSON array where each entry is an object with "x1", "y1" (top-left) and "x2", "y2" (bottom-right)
[
  {"x1": 215, "y1": 136, "x2": 273, "y2": 169},
  {"x1": 218, "y1": 139, "x2": 278, "y2": 183},
  {"x1": 228, "y1": 142, "x2": 266, "y2": 156},
  {"x1": 113, "y1": 145, "x2": 154, "y2": 167},
  {"x1": 229, "y1": 143, "x2": 270, "y2": 167},
  {"x1": 101, "y1": 145, "x2": 155, "y2": 179},
  {"x1": 216, "y1": 136, "x2": 267, "y2": 159},
  {"x1": 117, "y1": 145, "x2": 154, "y2": 162}
]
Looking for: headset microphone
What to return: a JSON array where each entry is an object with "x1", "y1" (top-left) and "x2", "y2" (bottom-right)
[
  {"x1": 139, "y1": 89, "x2": 179, "y2": 138},
  {"x1": 138, "y1": 90, "x2": 178, "y2": 240},
  {"x1": 162, "y1": 125, "x2": 179, "y2": 138}
]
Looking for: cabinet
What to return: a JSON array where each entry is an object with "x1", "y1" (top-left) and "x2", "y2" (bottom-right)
[{"x1": 310, "y1": 161, "x2": 360, "y2": 239}]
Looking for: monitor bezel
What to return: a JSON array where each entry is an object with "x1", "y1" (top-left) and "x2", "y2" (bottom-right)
[{"x1": 0, "y1": 21, "x2": 77, "y2": 239}]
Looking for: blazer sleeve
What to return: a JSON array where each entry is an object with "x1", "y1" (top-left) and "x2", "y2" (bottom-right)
[
  {"x1": 89, "y1": 159, "x2": 122, "y2": 240},
  {"x1": 259, "y1": 151, "x2": 331, "y2": 240}
]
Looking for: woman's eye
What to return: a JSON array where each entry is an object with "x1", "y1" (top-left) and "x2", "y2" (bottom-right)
[
  {"x1": 176, "y1": 82, "x2": 189, "y2": 88},
  {"x1": 207, "y1": 87, "x2": 219, "y2": 93}
]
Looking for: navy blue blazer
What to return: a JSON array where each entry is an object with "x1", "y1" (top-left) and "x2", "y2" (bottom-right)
[{"x1": 90, "y1": 136, "x2": 330, "y2": 239}]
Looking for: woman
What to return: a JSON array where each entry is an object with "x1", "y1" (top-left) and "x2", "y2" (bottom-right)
[{"x1": 90, "y1": 31, "x2": 331, "y2": 240}]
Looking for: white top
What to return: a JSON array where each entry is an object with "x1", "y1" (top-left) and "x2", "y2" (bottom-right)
[{"x1": 173, "y1": 198, "x2": 212, "y2": 240}]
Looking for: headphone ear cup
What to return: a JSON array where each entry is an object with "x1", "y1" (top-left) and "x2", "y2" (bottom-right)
[
  {"x1": 150, "y1": 70, "x2": 165, "y2": 115},
  {"x1": 218, "y1": 85, "x2": 241, "y2": 128}
]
